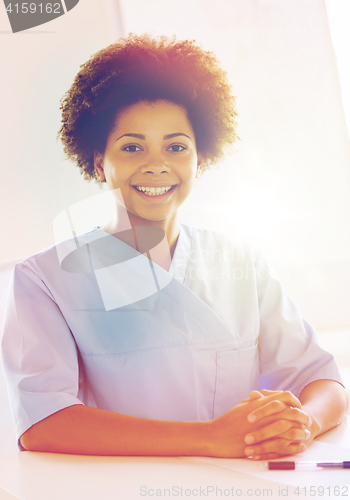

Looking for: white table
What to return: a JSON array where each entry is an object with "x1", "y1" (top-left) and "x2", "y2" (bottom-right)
[{"x1": 0, "y1": 418, "x2": 349, "y2": 500}]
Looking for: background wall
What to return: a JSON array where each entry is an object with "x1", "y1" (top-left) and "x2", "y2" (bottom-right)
[
  {"x1": 0, "y1": 0, "x2": 120, "y2": 261},
  {"x1": 1, "y1": 0, "x2": 350, "y2": 330}
]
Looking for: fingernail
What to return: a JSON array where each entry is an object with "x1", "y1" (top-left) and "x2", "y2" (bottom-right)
[
  {"x1": 300, "y1": 443, "x2": 307, "y2": 451},
  {"x1": 247, "y1": 414, "x2": 256, "y2": 422},
  {"x1": 305, "y1": 429, "x2": 311, "y2": 438},
  {"x1": 245, "y1": 435, "x2": 255, "y2": 444},
  {"x1": 245, "y1": 448, "x2": 254, "y2": 456}
]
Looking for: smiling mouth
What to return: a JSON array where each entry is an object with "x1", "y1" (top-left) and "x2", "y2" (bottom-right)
[{"x1": 133, "y1": 185, "x2": 175, "y2": 196}]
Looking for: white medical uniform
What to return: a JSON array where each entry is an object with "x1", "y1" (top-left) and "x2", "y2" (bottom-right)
[{"x1": 1, "y1": 224, "x2": 343, "y2": 450}]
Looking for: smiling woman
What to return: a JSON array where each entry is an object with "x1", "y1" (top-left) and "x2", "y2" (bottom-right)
[{"x1": 1, "y1": 34, "x2": 348, "y2": 460}]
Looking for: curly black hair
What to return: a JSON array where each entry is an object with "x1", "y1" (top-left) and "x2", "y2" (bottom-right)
[{"x1": 58, "y1": 34, "x2": 238, "y2": 183}]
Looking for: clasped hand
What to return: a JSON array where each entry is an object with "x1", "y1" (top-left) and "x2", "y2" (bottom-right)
[
  {"x1": 242, "y1": 389, "x2": 313, "y2": 460},
  {"x1": 212, "y1": 389, "x2": 313, "y2": 460}
]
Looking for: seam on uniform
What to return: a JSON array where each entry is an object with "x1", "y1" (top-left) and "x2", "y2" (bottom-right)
[{"x1": 77, "y1": 335, "x2": 259, "y2": 357}]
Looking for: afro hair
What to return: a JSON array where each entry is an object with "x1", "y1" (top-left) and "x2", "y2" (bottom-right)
[{"x1": 58, "y1": 34, "x2": 238, "y2": 183}]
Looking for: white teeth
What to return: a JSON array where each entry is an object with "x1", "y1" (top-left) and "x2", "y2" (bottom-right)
[{"x1": 135, "y1": 186, "x2": 173, "y2": 196}]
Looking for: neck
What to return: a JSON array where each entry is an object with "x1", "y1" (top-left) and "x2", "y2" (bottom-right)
[{"x1": 102, "y1": 205, "x2": 180, "y2": 268}]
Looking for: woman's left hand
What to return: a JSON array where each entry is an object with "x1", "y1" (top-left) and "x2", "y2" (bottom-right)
[{"x1": 242, "y1": 390, "x2": 314, "y2": 460}]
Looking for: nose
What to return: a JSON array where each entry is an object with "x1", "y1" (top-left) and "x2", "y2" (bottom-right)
[{"x1": 140, "y1": 156, "x2": 171, "y2": 175}]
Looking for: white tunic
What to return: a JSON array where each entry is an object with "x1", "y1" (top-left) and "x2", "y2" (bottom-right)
[{"x1": 1, "y1": 224, "x2": 342, "y2": 449}]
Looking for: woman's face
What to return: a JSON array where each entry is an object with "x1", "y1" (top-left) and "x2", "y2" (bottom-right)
[{"x1": 94, "y1": 100, "x2": 202, "y2": 225}]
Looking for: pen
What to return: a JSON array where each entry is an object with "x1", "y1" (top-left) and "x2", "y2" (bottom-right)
[{"x1": 268, "y1": 461, "x2": 350, "y2": 470}]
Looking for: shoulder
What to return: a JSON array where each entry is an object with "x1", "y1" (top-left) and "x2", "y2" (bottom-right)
[{"x1": 13, "y1": 226, "x2": 102, "y2": 281}]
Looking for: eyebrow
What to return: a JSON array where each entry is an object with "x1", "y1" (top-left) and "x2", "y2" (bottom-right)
[{"x1": 116, "y1": 133, "x2": 192, "y2": 142}]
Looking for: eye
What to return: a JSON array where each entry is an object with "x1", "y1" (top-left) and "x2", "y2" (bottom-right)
[
  {"x1": 167, "y1": 144, "x2": 186, "y2": 152},
  {"x1": 122, "y1": 144, "x2": 143, "y2": 152}
]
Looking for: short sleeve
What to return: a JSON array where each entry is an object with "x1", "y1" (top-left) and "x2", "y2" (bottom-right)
[
  {"x1": 1, "y1": 263, "x2": 83, "y2": 449},
  {"x1": 255, "y1": 251, "x2": 344, "y2": 396}
]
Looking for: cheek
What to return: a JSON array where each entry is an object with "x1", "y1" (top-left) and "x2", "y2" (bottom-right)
[
  {"x1": 104, "y1": 160, "x2": 124, "y2": 184},
  {"x1": 179, "y1": 157, "x2": 198, "y2": 177},
  {"x1": 180, "y1": 175, "x2": 196, "y2": 197},
  {"x1": 186, "y1": 164, "x2": 198, "y2": 184}
]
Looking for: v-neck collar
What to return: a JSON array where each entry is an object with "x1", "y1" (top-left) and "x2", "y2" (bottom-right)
[
  {"x1": 171, "y1": 224, "x2": 193, "y2": 284},
  {"x1": 87, "y1": 224, "x2": 193, "y2": 284}
]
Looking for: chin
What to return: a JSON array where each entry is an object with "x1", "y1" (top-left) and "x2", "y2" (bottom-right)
[
  {"x1": 129, "y1": 210, "x2": 171, "y2": 224},
  {"x1": 140, "y1": 215, "x2": 169, "y2": 223}
]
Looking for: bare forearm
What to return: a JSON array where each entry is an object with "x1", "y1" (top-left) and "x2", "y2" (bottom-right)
[
  {"x1": 21, "y1": 404, "x2": 212, "y2": 456},
  {"x1": 299, "y1": 379, "x2": 349, "y2": 438},
  {"x1": 21, "y1": 392, "x2": 314, "y2": 457}
]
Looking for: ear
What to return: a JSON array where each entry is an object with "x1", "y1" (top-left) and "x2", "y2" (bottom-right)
[
  {"x1": 196, "y1": 154, "x2": 204, "y2": 178},
  {"x1": 94, "y1": 151, "x2": 106, "y2": 181}
]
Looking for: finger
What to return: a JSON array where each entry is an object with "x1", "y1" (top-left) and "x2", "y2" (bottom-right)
[
  {"x1": 250, "y1": 405, "x2": 313, "y2": 428},
  {"x1": 244, "y1": 419, "x2": 304, "y2": 445},
  {"x1": 276, "y1": 427, "x2": 311, "y2": 442},
  {"x1": 249, "y1": 452, "x2": 281, "y2": 461},
  {"x1": 248, "y1": 400, "x2": 308, "y2": 424},
  {"x1": 250, "y1": 450, "x2": 303, "y2": 461},
  {"x1": 244, "y1": 439, "x2": 307, "y2": 460},
  {"x1": 262, "y1": 391, "x2": 302, "y2": 409},
  {"x1": 259, "y1": 390, "x2": 283, "y2": 396},
  {"x1": 249, "y1": 390, "x2": 264, "y2": 400},
  {"x1": 244, "y1": 390, "x2": 283, "y2": 403},
  {"x1": 243, "y1": 391, "x2": 301, "y2": 415},
  {"x1": 247, "y1": 400, "x2": 288, "y2": 422},
  {"x1": 240, "y1": 391, "x2": 264, "y2": 404},
  {"x1": 274, "y1": 407, "x2": 312, "y2": 427}
]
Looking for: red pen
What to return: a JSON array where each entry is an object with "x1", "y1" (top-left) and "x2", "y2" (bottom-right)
[{"x1": 268, "y1": 461, "x2": 350, "y2": 470}]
